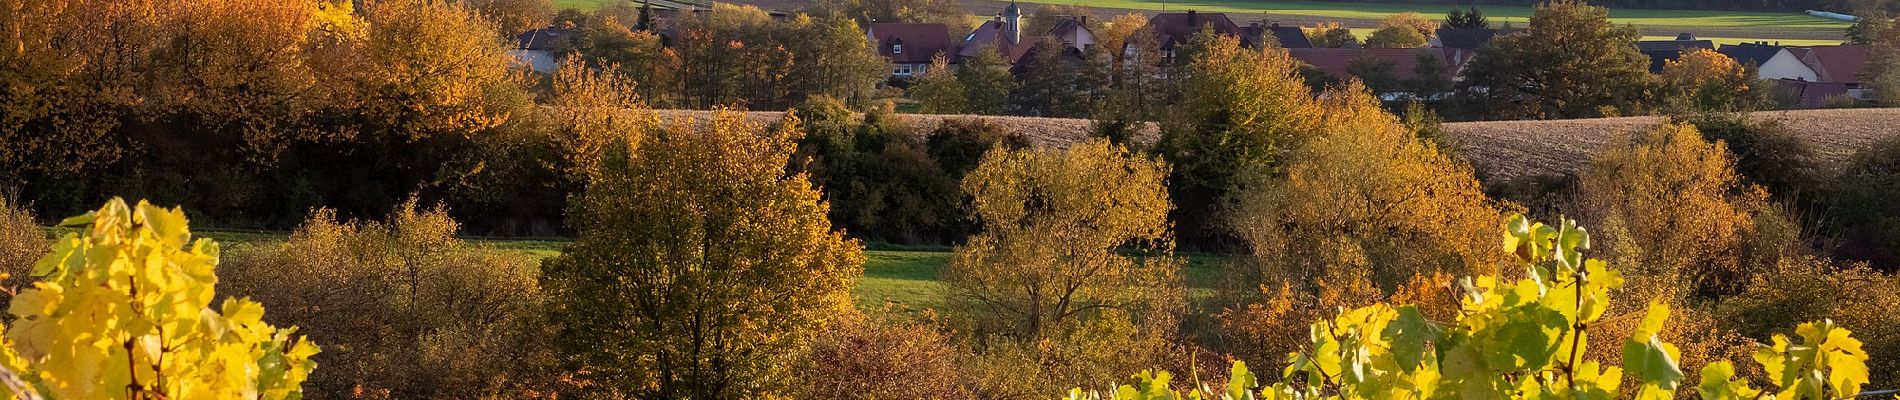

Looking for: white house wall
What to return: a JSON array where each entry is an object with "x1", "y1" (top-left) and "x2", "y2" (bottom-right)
[{"x1": 1757, "y1": 50, "x2": 1821, "y2": 82}]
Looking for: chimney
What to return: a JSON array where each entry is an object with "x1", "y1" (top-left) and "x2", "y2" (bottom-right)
[
  {"x1": 1080, "y1": 15, "x2": 1088, "y2": 25},
  {"x1": 1187, "y1": 10, "x2": 1197, "y2": 25}
]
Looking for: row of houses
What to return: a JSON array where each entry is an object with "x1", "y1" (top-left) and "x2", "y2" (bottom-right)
[
  {"x1": 864, "y1": 3, "x2": 1874, "y2": 105},
  {"x1": 507, "y1": 1, "x2": 1876, "y2": 106}
]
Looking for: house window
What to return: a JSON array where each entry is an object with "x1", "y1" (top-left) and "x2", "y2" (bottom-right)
[
  {"x1": 895, "y1": 64, "x2": 913, "y2": 75},
  {"x1": 892, "y1": 44, "x2": 904, "y2": 54}
]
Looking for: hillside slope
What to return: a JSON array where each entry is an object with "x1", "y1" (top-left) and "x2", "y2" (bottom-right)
[{"x1": 657, "y1": 108, "x2": 1900, "y2": 183}]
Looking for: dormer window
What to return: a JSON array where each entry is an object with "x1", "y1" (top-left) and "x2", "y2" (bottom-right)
[{"x1": 893, "y1": 43, "x2": 903, "y2": 54}]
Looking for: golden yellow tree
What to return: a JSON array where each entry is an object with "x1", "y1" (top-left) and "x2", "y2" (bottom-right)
[
  {"x1": 542, "y1": 110, "x2": 863, "y2": 398},
  {"x1": 1659, "y1": 49, "x2": 1759, "y2": 112},
  {"x1": 4, "y1": 199, "x2": 317, "y2": 399},
  {"x1": 945, "y1": 139, "x2": 1185, "y2": 396}
]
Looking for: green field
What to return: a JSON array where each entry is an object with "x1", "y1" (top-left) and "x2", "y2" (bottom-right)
[{"x1": 182, "y1": 230, "x2": 1229, "y2": 312}]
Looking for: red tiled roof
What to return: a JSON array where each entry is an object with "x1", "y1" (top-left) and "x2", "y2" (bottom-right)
[
  {"x1": 869, "y1": 23, "x2": 953, "y2": 64},
  {"x1": 1793, "y1": 44, "x2": 1869, "y2": 84},
  {"x1": 1289, "y1": 48, "x2": 1472, "y2": 83}
]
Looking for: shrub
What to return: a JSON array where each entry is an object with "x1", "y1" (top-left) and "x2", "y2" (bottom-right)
[
  {"x1": 1576, "y1": 123, "x2": 1779, "y2": 297},
  {"x1": 3, "y1": 198, "x2": 318, "y2": 399},
  {"x1": 1718, "y1": 258, "x2": 1900, "y2": 388},
  {"x1": 542, "y1": 110, "x2": 863, "y2": 398},
  {"x1": 795, "y1": 100, "x2": 964, "y2": 244},
  {"x1": 794, "y1": 313, "x2": 970, "y2": 400},
  {"x1": 1829, "y1": 135, "x2": 1900, "y2": 267},
  {"x1": 0, "y1": 199, "x2": 42, "y2": 293},
  {"x1": 219, "y1": 200, "x2": 552, "y2": 398},
  {"x1": 1686, "y1": 113, "x2": 1826, "y2": 204},
  {"x1": 1230, "y1": 84, "x2": 1501, "y2": 292}
]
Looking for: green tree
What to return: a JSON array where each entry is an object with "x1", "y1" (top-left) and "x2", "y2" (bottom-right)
[
  {"x1": 911, "y1": 54, "x2": 968, "y2": 113},
  {"x1": 958, "y1": 45, "x2": 1015, "y2": 115},
  {"x1": 1345, "y1": 56, "x2": 1401, "y2": 92},
  {"x1": 1457, "y1": 0, "x2": 1654, "y2": 119},
  {"x1": 1830, "y1": 135, "x2": 1900, "y2": 267},
  {"x1": 787, "y1": 15, "x2": 889, "y2": 105},
  {"x1": 1158, "y1": 32, "x2": 1321, "y2": 248},
  {"x1": 1445, "y1": 6, "x2": 1489, "y2": 29},
  {"x1": 543, "y1": 110, "x2": 863, "y2": 398}
]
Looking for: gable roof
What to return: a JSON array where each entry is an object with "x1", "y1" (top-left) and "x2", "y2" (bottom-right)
[
  {"x1": 1146, "y1": 11, "x2": 1253, "y2": 50},
  {"x1": 1717, "y1": 42, "x2": 1786, "y2": 66},
  {"x1": 1434, "y1": 28, "x2": 1500, "y2": 49},
  {"x1": 869, "y1": 23, "x2": 953, "y2": 64},
  {"x1": 1637, "y1": 37, "x2": 1714, "y2": 72},
  {"x1": 1792, "y1": 44, "x2": 1869, "y2": 83},
  {"x1": 1243, "y1": 23, "x2": 1313, "y2": 48},
  {"x1": 515, "y1": 28, "x2": 577, "y2": 51},
  {"x1": 959, "y1": 19, "x2": 1034, "y2": 64},
  {"x1": 1776, "y1": 79, "x2": 1852, "y2": 106},
  {"x1": 1289, "y1": 48, "x2": 1473, "y2": 85}
]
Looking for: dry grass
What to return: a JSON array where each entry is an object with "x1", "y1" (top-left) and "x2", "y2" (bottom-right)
[
  {"x1": 1445, "y1": 108, "x2": 1900, "y2": 182},
  {"x1": 658, "y1": 108, "x2": 1900, "y2": 184}
]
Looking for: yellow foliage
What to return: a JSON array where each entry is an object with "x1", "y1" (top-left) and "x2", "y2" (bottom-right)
[
  {"x1": 1578, "y1": 123, "x2": 1769, "y2": 297},
  {"x1": 6, "y1": 199, "x2": 317, "y2": 399}
]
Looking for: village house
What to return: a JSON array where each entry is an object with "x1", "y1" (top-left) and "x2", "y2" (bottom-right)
[
  {"x1": 1127, "y1": 11, "x2": 1310, "y2": 64},
  {"x1": 1289, "y1": 47, "x2": 1473, "y2": 100},
  {"x1": 957, "y1": 2, "x2": 1096, "y2": 65},
  {"x1": 1719, "y1": 42, "x2": 1821, "y2": 81},
  {"x1": 868, "y1": 22, "x2": 954, "y2": 78},
  {"x1": 1793, "y1": 44, "x2": 1872, "y2": 99},
  {"x1": 511, "y1": 27, "x2": 578, "y2": 73}
]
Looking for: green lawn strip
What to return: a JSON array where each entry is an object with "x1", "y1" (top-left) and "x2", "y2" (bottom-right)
[{"x1": 154, "y1": 229, "x2": 1238, "y2": 313}]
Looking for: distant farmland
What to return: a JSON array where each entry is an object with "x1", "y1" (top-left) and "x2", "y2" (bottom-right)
[{"x1": 681, "y1": 0, "x2": 1850, "y2": 43}]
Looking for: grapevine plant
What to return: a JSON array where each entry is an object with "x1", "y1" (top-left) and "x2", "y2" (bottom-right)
[
  {"x1": 1066, "y1": 214, "x2": 1869, "y2": 400},
  {"x1": 0, "y1": 199, "x2": 318, "y2": 399}
]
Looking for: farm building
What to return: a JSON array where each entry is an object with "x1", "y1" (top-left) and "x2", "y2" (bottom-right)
[
  {"x1": 1637, "y1": 34, "x2": 1715, "y2": 73},
  {"x1": 510, "y1": 27, "x2": 577, "y2": 73},
  {"x1": 1719, "y1": 42, "x2": 1820, "y2": 82}
]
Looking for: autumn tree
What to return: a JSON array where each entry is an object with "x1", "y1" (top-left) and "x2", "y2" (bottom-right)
[
  {"x1": 810, "y1": 0, "x2": 971, "y2": 35},
  {"x1": 543, "y1": 111, "x2": 863, "y2": 398},
  {"x1": 1305, "y1": 22, "x2": 1359, "y2": 48},
  {"x1": 793, "y1": 97, "x2": 963, "y2": 244},
  {"x1": 958, "y1": 45, "x2": 1016, "y2": 115},
  {"x1": 1659, "y1": 48, "x2": 1761, "y2": 112},
  {"x1": 1366, "y1": 25, "x2": 1429, "y2": 48},
  {"x1": 1096, "y1": 13, "x2": 1152, "y2": 60},
  {"x1": 945, "y1": 139, "x2": 1185, "y2": 395},
  {"x1": 787, "y1": 15, "x2": 889, "y2": 105},
  {"x1": 911, "y1": 55, "x2": 968, "y2": 113},
  {"x1": 1157, "y1": 32, "x2": 1321, "y2": 249},
  {"x1": 461, "y1": 0, "x2": 553, "y2": 35},
  {"x1": 1381, "y1": 12, "x2": 1441, "y2": 38},
  {"x1": 544, "y1": 58, "x2": 654, "y2": 190},
  {"x1": 1457, "y1": 0, "x2": 1654, "y2": 119},
  {"x1": 571, "y1": 5, "x2": 681, "y2": 107},
  {"x1": 1227, "y1": 82, "x2": 1501, "y2": 309}
]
